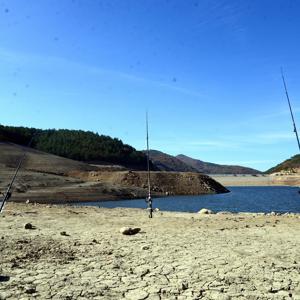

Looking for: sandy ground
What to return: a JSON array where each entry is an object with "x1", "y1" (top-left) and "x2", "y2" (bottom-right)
[{"x1": 0, "y1": 203, "x2": 300, "y2": 300}]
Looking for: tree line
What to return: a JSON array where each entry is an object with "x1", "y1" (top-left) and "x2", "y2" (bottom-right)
[{"x1": 0, "y1": 125, "x2": 153, "y2": 169}]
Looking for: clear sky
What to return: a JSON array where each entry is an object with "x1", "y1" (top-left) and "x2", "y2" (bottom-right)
[{"x1": 0, "y1": 0, "x2": 300, "y2": 171}]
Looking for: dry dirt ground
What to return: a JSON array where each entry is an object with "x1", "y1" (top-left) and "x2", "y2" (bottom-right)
[{"x1": 0, "y1": 203, "x2": 300, "y2": 300}]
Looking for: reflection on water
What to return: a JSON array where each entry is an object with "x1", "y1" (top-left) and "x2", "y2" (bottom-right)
[{"x1": 74, "y1": 186, "x2": 300, "y2": 213}]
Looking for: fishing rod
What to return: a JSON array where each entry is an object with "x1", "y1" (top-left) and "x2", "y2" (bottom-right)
[
  {"x1": 281, "y1": 68, "x2": 300, "y2": 152},
  {"x1": 0, "y1": 135, "x2": 35, "y2": 213},
  {"x1": 146, "y1": 111, "x2": 153, "y2": 218}
]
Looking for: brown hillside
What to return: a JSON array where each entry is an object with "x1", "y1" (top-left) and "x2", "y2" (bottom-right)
[{"x1": 0, "y1": 142, "x2": 97, "y2": 175}]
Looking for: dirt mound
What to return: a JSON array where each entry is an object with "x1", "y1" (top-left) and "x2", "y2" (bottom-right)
[{"x1": 70, "y1": 170, "x2": 229, "y2": 195}]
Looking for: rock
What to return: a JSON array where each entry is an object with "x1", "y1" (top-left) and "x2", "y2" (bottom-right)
[
  {"x1": 24, "y1": 223, "x2": 34, "y2": 230},
  {"x1": 60, "y1": 231, "x2": 70, "y2": 236},
  {"x1": 0, "y1": 275, "x2": 10, "y2": 282},
  {"x1": 120, "y1": 227, "x2": 141, "y2": 235},
  {"x1": 141, "y1": 245, "x2": 150, "y2": 250},
  {"x1": 24, "y1": 285, "x2": 36, "y2": 294},
  {"x1": 179, "y1": 280, "x2": 189, "y2": 290},
  {"x1": 198, "y1": 208, "x2": 214, "y2": 214}
]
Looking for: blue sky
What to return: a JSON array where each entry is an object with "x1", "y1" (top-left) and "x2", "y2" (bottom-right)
[{"x1": 0, "y1": 0, "x2": 300, "y2": 171}]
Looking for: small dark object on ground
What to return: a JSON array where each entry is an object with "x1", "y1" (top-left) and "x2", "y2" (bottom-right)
[
  {"x1": 24, "y1": 223, "x2": 35, "y2": 230},
  {"x1": 60, "y1": 231, "x2": 70, "y2": 236},
  {"x1": 0, "y1": 275, "x2": 10, "y2": 282},
  {"x1": 120, "y1": 227, "x2": 141, "y2": 235},
  {"x1": 25, "y1": 285, "x2": 36, "y2": 294}
]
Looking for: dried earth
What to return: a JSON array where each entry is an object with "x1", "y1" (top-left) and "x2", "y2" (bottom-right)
[{"x1": 0, "y1": 203, "x2": 300, "y2": 300}]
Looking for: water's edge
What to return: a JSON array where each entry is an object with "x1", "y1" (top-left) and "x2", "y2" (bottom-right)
[{"x1": 72, "y1": 186, "x2": 300, "y2": 214}]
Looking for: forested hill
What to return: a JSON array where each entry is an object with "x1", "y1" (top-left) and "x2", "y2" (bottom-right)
[
  {"x1": 266, "y1": 154, "x2": 300, "y2": 173},
  {"x1": 0, "y1": 125, "x2": 154, "y2": 170}
]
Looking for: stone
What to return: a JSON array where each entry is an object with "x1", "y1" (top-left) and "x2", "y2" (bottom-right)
[
  {"x1": 25, "y1": 285, "x2": 36, "y2": 294},
  {"x1": 198, "y1": 208, "x2": 214, "y2": 214},
  {"x1": 141, "y1": 245, "x2": 150, "y2": 250},
  {"x1": 24, "y1": 223, "x2": 33, "y2": 230},
  {"x1": 60, "y1": 231, "x2": 70, "y2": 236},
  {"x1": 120, "y1": 227, "x2": 141, "y2": 235}
]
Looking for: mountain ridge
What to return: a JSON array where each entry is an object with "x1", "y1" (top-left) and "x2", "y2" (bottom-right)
[
  {"x1": 176, "y1": 154, "x2": 261, "y2": 174},
  {"x1": 143, "y1": 150, "x2": 199, "y2": 172},
  {"x1": 143, "y1": 150, "x2": 261, "y2": 174}
]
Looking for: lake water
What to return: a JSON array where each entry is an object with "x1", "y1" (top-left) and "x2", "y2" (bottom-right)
[{"x1": 75, "y1": 186, "x2": 300, "y2": 213}]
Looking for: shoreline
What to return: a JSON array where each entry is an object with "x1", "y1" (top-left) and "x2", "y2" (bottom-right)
[
  {"x1": 8, "y1": 183, "x2": 298, "y2": 206},
  {"x1": 8, "y1": 185, "x2": 297, "y2": 209},
  {"x1": 210, "y1": 174, "x2": 300, "y2": 186}
]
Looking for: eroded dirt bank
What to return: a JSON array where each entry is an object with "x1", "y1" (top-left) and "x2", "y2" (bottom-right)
[
  {"x1": 0, "y1": 203, "x2": 300, "y2": 299},
  {"x1": 1, "y1": 168, "x2": 229, "y2": 204}
]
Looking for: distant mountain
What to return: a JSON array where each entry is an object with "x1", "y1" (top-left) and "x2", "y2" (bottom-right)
[
  {"x1": 143, "y1": 150, "x2": 261, "y2": 174},
  {"x1": 176, "y1": 154, "x2": 261, "y2": 174},
  {"x1": 143, "y1": 150, "x2": 199, "y2": 172},
  {"x1": 266, "y1": 154, "x2": 300, "y2": 174}
]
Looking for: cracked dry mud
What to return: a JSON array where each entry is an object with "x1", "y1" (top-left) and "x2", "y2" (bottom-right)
[{"x1": 0, "y1": 203, "x2": 300, "y2": 300}]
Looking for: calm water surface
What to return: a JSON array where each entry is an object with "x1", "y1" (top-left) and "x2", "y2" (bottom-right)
[{"x1": 75, "y1": 186, "x2": 300, "y2": 213}]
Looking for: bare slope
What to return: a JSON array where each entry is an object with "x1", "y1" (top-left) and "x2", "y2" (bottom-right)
[
  {"x1": 0, "y1": 142, "x2": 97, "y2": 175},
  {"x1": 177, "y1": 154, "x2": 261, "y2": 174}
]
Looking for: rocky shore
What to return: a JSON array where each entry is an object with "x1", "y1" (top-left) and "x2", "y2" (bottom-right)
[{"x1": 1, "y1": 203, "x2": 300, "y2": 299}]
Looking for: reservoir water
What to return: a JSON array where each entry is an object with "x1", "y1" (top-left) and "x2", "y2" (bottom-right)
[{"x1": 75, "y1": 186, "x2": 300, "y2": 213}]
